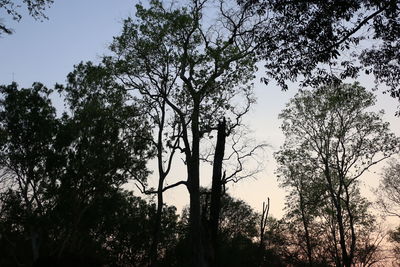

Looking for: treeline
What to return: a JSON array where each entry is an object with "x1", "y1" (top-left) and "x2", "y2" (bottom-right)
[
  {"x1": 0, "y1": 69, "x2": 266, "y2": 266},
  {"x1": 0, "y1": 76, "x2": 269, "y2": 266},
  {"x1": 1, "y1": 0, "x2": 400, "y2": 266},
  {"x1": 1, "y1": 73, "x2": 400, "y2": 267}
]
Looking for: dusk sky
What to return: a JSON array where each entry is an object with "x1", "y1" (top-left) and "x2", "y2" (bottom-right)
[{"x1": 1, "y1": 0, "x2": 400, "y2": 220}]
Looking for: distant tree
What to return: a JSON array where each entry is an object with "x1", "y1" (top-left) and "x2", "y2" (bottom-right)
[
  {"x1": 0, "y1": 0, "x2": 54, "y2": 35},
  {"x1": 277, "y1": 83, "x2": 399, "y2": 267},
  {"x1": 353, "y1": 224, "x2": 388, "y2": 267},
  {"x1": 261, "y1": 216, "x2": 291, "y2": 266},
  {"x1": 389, "y1": 226, "x2": 400, "y2": 265},
  {"x1": 276, "y1": 148, "x2": 324, "y2": 266},
  {"x1": 375, "y1": 158, "x2": 400, "y2": 264},
  {"x1": 257, "y1": 197, "x2": 270, "y2": 266},
  {"x1": 218, "y1": 194, "x2": 259, "y2": 241},
  {"x1": 376, "y1": 158, "x2": 400, "y2": 218}
]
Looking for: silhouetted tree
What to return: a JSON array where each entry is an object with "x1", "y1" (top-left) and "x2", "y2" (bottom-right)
[
  {"x1": 0, "y1": 62, "x2": 155, "y2": 266},
  {"x1": 277, "y1": 83, "x2": 399, "y2": 267},
  {"x1": 52, "y1": 62, "x2": 154, "y2": 259},
  {"x1": 276, "y1": 149, "x2": 323, "y2": 266},
  {"x1": 376, "y1": 158, "x2": 400, "y2": 218},
  {"x1": 0, "y1": 82, "x2": 58, "y2": 263},
  {"x1": 173, "y1": 193, "x2": 261, "y2": 267},
  {"x1": 108, "y1": 1, "x2": 261, "y2": 265},
  {"x1": 389, "y1": 226, "x2": 400, "y2": 265},
  {"x1": 244, "y1": 0, "x2": 400, "y2": 110},
  {"x1": 375, "y1": 158, "x2": 400, "y2": 264},
  {"x1": 108, "y1": 0, "x2": 400, "y2": 264}
]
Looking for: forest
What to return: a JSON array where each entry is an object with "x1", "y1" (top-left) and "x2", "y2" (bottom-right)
[{"x1": 0, "y1": 0, "x2": 400, "y2": 266}]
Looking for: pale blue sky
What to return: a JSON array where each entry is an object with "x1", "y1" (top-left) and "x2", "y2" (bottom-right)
[
  {"x1": 0, "y1": 0, "x2": 135, "y2": 87},
  {"x1": 1, "y1": 1, "x2": 399, "y2": 219}
]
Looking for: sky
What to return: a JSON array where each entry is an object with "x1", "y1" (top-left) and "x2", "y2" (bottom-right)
[{"x1": 1, "y1": 0, "x2": 400, "y2": 221}]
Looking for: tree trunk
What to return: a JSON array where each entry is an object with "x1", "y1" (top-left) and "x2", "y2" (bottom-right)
[
  {"x1": 299, "y1": 192, "x2": 313, "y2": 267},
  {"x1": 150, "y1": 101, "x2": 167, "y2": 267},
  {"x1": 189, "y1": 171, "x2": 207, "y2": 267},
  {"x1": 259, "y1": 198, "x2": 269, "y2": 266},
  {"x1": 336, "y1": 196, "x2": 350, "y2": 267},
  {"x1": 344, "y1": 183, "x2": 356, "y2": 267},
  {"x1": 188, "y1": 101, "x2": 207, "y2": 267},
  {"x1": 325, "y1": 166, "x2": 349, "y2": 267},
  {"x1": 208, "y1": 119, "x2": 226, "y2": 266},
  {"x1": 149, "y1": 184, "x2": 164, "y2": 267}
]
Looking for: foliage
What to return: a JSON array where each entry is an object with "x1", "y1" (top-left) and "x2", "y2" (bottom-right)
[
  {"x1": 276, "y1": 82, "x2": 399, "y2": 266},
  {"x1": 0, "y1": 0, "x2": 54, "y2": 35},
  {"x1": 1, "y1": 0, "x2": 400, "y2": 265},
  {"x1": 0, "y1": 82, "x2": 58, "y2": 263},
  {"x1": 0, "y1": 64, "x2": 155, "y2": 265},
  {"x1": 389, "y1": 226, "x2": 400, "y2": 264},
  {"x1": 376, "y1": 158, "x2": 400, "y2": 264},
  {"x1": 49, "y1": 61, "x2": 154, "y2": 259},
  {"x1": 376, "y1": 158, "x2": 400, "y2": 218},
  {"x1": 107, "y1": 0, "x2": 258, "y2": 135},
  {"x1": 243, "y1": 0, "x2": 400, "y2": 109},
  {"x1": 107, "y1": 1, "x2": 264, "y2": 265},
  {"x1": 165, "y1": 193, "x2": 264, "y2": 267}
]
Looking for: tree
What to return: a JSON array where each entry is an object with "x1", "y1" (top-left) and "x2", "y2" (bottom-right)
[
  {"x1": 175, "y1": 192, "x2": 261, "y2": 267},
  {"x1": 52, "y1": 61, "x2": 154, "y2": 259},
  {"x1": 89, "y1": 190, "x2": 179, "y2": 267},
  {"x1": 277, "y1": 83, "x2": 399, "y2": 267},
  {"x1": 108, "y1": 1, "x2": 263, "y2": 266},
  {"x1": 376, "y1": 158, "x2": 400, "y2": 218},
  {"x1": 0, "y1": 62, "x2": 155, "y2": 266},
  {"x1": 108, "y1": 32, "x2": 186, "y2": 264},
  {"x1": 105, "y1": 0, "x2": 398, "y2": 265},
  {"x1": 389, "y1": 226, "x2": 400, "y2": 264},
  {"x1": 353, "y1": 223, "x2": 388, "y2": 267},
  {"x1": 258, "y1": 197, "x2": 270, "y2": 265},
  {"x1": 375, "y1": 158, "x2": 400, "y2": 264},
  {"x1": 203, "y1": 118, "x2": 227, "y2": 267},
  {"x1": 358, "y1": 1, "x2": 400, "y2": 109},
  {"x1": 276, "y1": 148, "x2": 324, "y2": 266},
  {"x1": 0, "y1": 82, "x2": 58, "y2": 263},
  {"x1": 0, "y1": 0, "x2": 54, "y2": 35},
  {"x1": 244, "y1": 0, "x2": 400, "y2": 108}
]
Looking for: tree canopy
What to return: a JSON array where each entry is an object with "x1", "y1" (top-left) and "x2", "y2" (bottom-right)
[
  {"x1": 276, "y1": 82, "x2": 399, "y2": 266},
  {"x1": 0, "y1": 0, "x2": 54, "y2": 35},
  {"x1": 1, "y1": 0, "x2": 400, "y2": 266}
]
